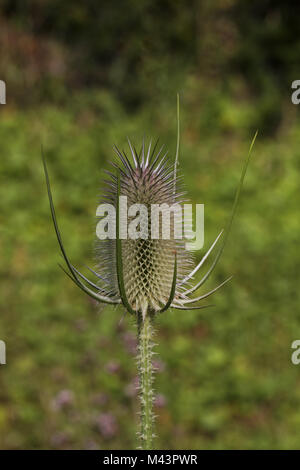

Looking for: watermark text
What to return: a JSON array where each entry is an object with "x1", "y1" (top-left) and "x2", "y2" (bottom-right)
[
  {"x1": 0, "y1": 340, "x2": 6, "y2": 365},
  {"x1": 96, "y1": 197, "x2": 204, "y2": 250},
  {"x1": 0, "y1": 80, "x2": 6, "y2": 104}
]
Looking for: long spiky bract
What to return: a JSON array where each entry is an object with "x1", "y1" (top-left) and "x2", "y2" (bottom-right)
[
  {"x1": 42, "y1": 97, "x2": 257, "y2": 450},
  {"x1": 173, "y1": 93, "x2": 180, "y2": 195},
  {"x1": 41, "y1": 148, "x2": 120, "y2": 305}
]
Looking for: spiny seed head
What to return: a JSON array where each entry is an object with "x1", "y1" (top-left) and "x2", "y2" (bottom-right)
[
  {"x1": 96, "y1": 140, "x2": 193, "y2": 315},
  {"x1": 43, "y1": 127, "x2": 256, "y2": 318}
]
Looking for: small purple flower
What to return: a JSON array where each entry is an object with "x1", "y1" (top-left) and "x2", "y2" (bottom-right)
[
  {"x1": 105, "y1": 360, "x2": 120, "y2": 374},
  {"x1": 50, "y1": 432, "x2": 69, "y2": 447},
  {"x1": 51, "y1": 389, "x2": 74, "y2": 411},
  {"x1": 95, "y1": 413, "x2": 118, "y2": 439},
  {"x1": 154, "y1": 393, "x2": 167, "y2": 408},
  {"x1": 85, "y1": 440, "x2": 100, "y2": 450}
]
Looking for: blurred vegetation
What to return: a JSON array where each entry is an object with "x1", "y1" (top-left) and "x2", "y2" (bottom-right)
[{"x1": 0, "y1": 0, "x2": 300, "y2": 450}]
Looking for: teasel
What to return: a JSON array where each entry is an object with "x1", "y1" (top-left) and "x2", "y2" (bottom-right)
[{"x1": 42, "y1": 96, "x2": 257, "y2": 449}]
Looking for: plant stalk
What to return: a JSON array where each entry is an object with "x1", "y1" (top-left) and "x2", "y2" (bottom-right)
[{"x1": 137, "y1": 311, "x2": 155, "y2": 449}]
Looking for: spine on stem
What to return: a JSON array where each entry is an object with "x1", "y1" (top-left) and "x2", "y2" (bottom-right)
[{"x1": 137, "y1": 312, "x2": 155, "y2": 450}]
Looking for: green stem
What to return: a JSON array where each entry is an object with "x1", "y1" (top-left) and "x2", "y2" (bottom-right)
[{"x1": 137, "y1": 312, "x2": 155, "y2": 449}]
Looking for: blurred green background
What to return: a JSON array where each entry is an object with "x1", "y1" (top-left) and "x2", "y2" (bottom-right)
[{"x1": 0, "y1": 0, "x2": 300, "y2": 450}]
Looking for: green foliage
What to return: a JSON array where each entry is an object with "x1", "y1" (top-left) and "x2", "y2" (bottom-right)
[
  {"x1": 0, "y1": 86, "x2": 300, "y2": 449},
  {"x1": 0, "y1": 0, "x2": 299, "y2": 450},
  {"x1": 1, "y1": 0, "x2": 299, "y2": 117}
]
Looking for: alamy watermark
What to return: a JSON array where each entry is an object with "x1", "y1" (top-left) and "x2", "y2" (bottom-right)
[
  {"x1": 96, "y1": 197, "x2": 204, "y2": 250},
  {"x1": 291, "y1": 80, "x2": 300, "y2": 105},
  {"x1": 0, "y1": 80, "x2": 6, "y2": 104},
  {"x1": 291, "y1": 340, "x2": 300, "y2": 365},
  {"x1": 0, "y1": 340, "x2": 6, "y2": 365}
]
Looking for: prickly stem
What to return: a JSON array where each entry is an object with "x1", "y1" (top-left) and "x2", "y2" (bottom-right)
[{"x1": 137, "y1": 311, "x2": 155, "y2": 449}]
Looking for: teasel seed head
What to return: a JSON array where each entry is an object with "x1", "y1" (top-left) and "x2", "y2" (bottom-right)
[
  {"x1": 42, "y1": 91, "x2": 257, "y2": 318},
  {"x1": 96, "y1": 140, "x2": 193, "y2": 317}
]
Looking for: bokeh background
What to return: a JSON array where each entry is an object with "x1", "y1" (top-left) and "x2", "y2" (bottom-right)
[{"x1": 0, "y1": 0, "x2": 300, "y2": 450}]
